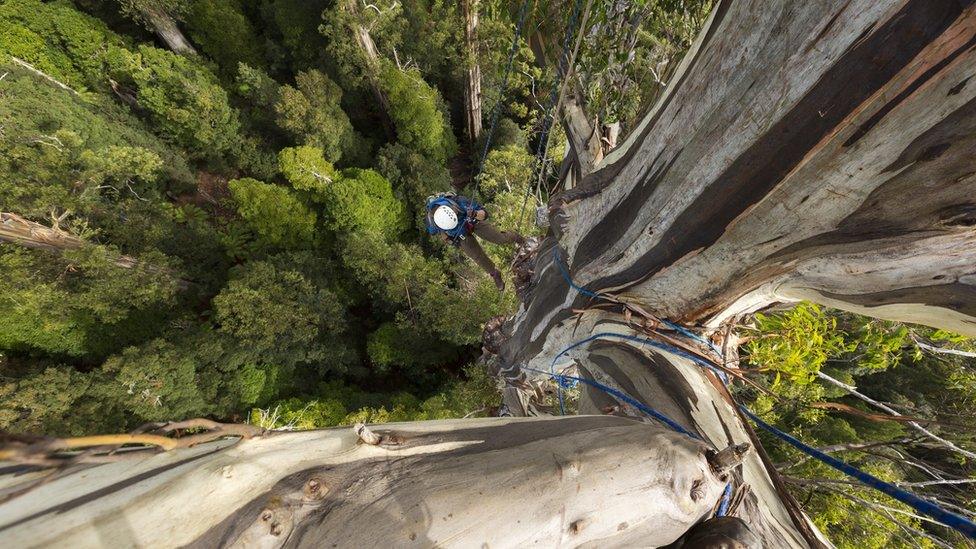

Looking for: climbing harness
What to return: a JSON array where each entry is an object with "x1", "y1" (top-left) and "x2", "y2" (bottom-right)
[{"x1": 540, "y1": 245, "x2": 976, "y2": 539}]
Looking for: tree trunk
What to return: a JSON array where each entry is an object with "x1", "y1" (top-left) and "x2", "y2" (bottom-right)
[
  {"x1": 344, "y1": 0, "x2": 397, "y2": 141},
  {"x1": 143, "y1": 6, "x2": 197, "y2": 55},
  {"x1": 462, "y1": 0, "x2": 483, "y2": 143},
  {"x1": 0, "y1": 417, "x2": 741, "y2": 547},
  {"x1": 3, "y1": 1, "x2": 975, "y2": 546},
  {"x1": 495, "y1": 0, "x2": 976, "y2": 545},
  {"x1": 1, "y1": 212, "x2": 188, "y2": 287}
]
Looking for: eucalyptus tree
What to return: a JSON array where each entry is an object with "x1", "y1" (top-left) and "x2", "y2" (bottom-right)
[{"x1": 2, "y1": 1, "x2": 975, "y2": 546}]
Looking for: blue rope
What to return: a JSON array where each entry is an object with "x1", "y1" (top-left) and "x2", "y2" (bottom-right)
[
  {"x1": 523, "y1": 365, "x2": 698, "y2": 438},
  {"x1": 552, "y1": 247, "x2": 723, "y2": 357},
  {"x1": 545, "y1": 246, "x2": 975, "y2": 534},
  {"x1": 742, "y1": 407, "x2": 976, "y2": 539},
  {"x1": 716, "y1": 482, "x2": 733, "y2": 517},
  {"x1": 553, "y1": 247, "x2": 602, "y2": 299}
]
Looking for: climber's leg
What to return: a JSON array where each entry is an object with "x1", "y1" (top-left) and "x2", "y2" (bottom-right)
[
  {"x1": 458, "y1": 237, "x2": 505, "y2": 291},
  {"x1": 471, "y1": 221, "x2": 524, "y2": 246}
]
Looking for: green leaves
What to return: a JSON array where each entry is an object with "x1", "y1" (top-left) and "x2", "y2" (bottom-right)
[
  {"x1": 378, "y1": 61, "x2": 457, "y2": 164},
  {"x1": 228, "y1": 177, "x2": 317, "y2": 249},
  {"x1": 106, "y1": 45, "x2": 241, "y2": 156},
  {"x1": 274, "y1": 70, "x2": 367, "y2": 164}
]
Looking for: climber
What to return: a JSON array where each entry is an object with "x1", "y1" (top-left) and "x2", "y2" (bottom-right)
[{"x1": 426, "y1": 192, "x2": 524, "y2": 291}]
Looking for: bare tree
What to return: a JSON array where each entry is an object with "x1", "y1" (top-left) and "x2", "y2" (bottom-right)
[{"x1": 462, "y1": 0, "x2": 483, "y2": 144}]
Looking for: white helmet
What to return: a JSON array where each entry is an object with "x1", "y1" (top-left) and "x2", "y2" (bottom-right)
[{"x1": 432, "y1": 205, "x2": 459, "y2": 230}]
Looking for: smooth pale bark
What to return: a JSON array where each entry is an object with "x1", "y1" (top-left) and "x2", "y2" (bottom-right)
[
  {"x1": 143, "y1": 7, "x2": 196, "y2": 55},
  {"x1": 495, "y1": 1, "x2": 976, "y2": 547},
  {"x1": 0, "y1": 417, "x2": 735, "y2": 547},
  {"x1": 462, "y1": 0, "x2": 483, "y2": 143}
]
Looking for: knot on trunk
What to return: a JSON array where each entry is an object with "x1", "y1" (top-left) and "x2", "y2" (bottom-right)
[
  {"x1": 512, "y1": 236, "x2": 541, "y2": 301},
  {"x1": 706, "y1": 443, "x2": 751, "y2": 475}
]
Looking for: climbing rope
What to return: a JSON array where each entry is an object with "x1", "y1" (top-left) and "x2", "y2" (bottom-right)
[
  {"x1": 520, "y1": 363, "x2": 733, "y2": 517},
  {"x1": 540, "y1": 245, "x2": 976, "y2": 539},
  {"x1": 742, "y1": 408, "x2": 976, "y2": 539},
  {"x1": 516, "y1": 0, "x2": 589, "y2": 231},
  {"x1": 475, "y1": 0, "x2": 532, "y2": 182}
]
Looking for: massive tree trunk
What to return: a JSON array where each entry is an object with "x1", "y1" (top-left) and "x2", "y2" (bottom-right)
[
  {"x1": 496, "y1": 0, "x2": 976, "y2": 545},
  {"x1": 0, "y1": 418, "x2": 740, "y2": 547},
  {"x1": 142, "y1": 6, "x2": 196, "y2": 55},
  {"x1": 462, "y1": 0, "x2": 483, "y2": 143},
  {"x1": 3, "y1": 1, "x2": 975, "y2": 547}
]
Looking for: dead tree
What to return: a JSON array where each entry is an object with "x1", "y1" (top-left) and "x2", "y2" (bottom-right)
[
  {"x1": 343, "y1": 0, "x2": 397, "y2": 141},
  {"x1": 0, "y1": 212, "x2": 189, "y2": 287},
  {"x1": 462, "y1": 0, "x2": 483, "y2": 143},
  {"x1": 141, "y1": 5, "x2": 196, "y2": 55},
  {"x1": 2, "y1": 1, "x2": 975, "y2": 546}
]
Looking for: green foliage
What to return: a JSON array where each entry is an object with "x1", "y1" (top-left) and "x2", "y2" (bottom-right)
[
  {"x1": 746, "y1": 303, "x2": 851, "y2": 384},
  {"x1": 106, "y1": 44, "x2": 240, "y2": 155},
  {"x1": 378, "y1": 61, "x2": 457, "y2": 163},
  {"x1": 214, "y1": 253, "x2": 356, "y2": 366},
  {"x1": 0, "y1": 246, "x2": 178, "y2": 359},
  {"x1": 183, "y1": 0, "x2": 264, "y2": 75},
  {"x1": 375, "y1": 143, "x2": 452, "y2": 228},
  {"x1": 274, "y1": 69, "x2": 366, "y2": 164},
  {"x1": 0, "y1": 65, "x2": 193, "y2": 216},
  {"x1": 742, "y1": 303, "x2": 976, "y2": 548},
  {"x1": 315, "y1": 167, "x2": 409, "y2": 240},
  {"x1": 101, "y1": 337, "x2": 208, "y2": 421},
  {"x1": 278, "y1": 146, "x2": 337, "y2": 193},
  {"x1": 252, "y1": 363, "x2": 499, "y2": 429},
  {"x1": 263, "y1": 0, "x2": 331, "y2": 72},
  {"x1": 0, "y1": 0, "x2": 124, "y2": 90},
  {"x1": 366, "y1": 322, "x2": 460, "y2": 376},
  {"x1": 227, "y1": 177, "x2": 317, "y2": 249}
]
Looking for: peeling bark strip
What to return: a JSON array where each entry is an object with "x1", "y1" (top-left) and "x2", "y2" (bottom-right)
[
  {"x1": 577, "y1": 0, "x2": 969, "y2": 290},
  {"x1": 0, "y1": 418, "x2": 732, "y2": 548},
  {"x1": 538, "y1": 0, "x2": 976, "y2": 334}
]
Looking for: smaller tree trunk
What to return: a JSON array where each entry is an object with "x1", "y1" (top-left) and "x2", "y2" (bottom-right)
[
  {"x1": 0, "y1": 212, "x2": 188, "y2": 287},
  {"x1": 142, "y1": 6, "x2": 197, "y2": 55},
  {"x1": 463, "y1": 0, "x2": 483, "y2": 143},
  {"x1": 344, "y1": 0, "x2": 397, "y2": 141}
]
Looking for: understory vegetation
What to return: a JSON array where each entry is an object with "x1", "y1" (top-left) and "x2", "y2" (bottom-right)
[
  {"x1": 740, "y1": 304, "x2": 976, "y2": 548},
  {"x1": 0, "y1": 0, "x2": 706, "y2": 436}
]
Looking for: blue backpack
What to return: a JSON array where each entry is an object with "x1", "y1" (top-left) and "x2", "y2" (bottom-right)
[{"x1": 425, "y1": 193, "x2": 480, "y2": 241}]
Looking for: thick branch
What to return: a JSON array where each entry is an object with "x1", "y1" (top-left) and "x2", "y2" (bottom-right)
[{"x1": 0, "y1": 417, "x2": 733, "y2": 547}]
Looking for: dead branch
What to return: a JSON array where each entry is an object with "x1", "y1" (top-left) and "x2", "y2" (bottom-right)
[
  {"x1": 0, "y1": 419, "x2": 265, "y2": 469},
  {"x1": 816, "y1": 371, "x2": 976, "y2": 460},
  {"x1": 8, "y1": 56, "x2": 80, "y2": 96}
]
